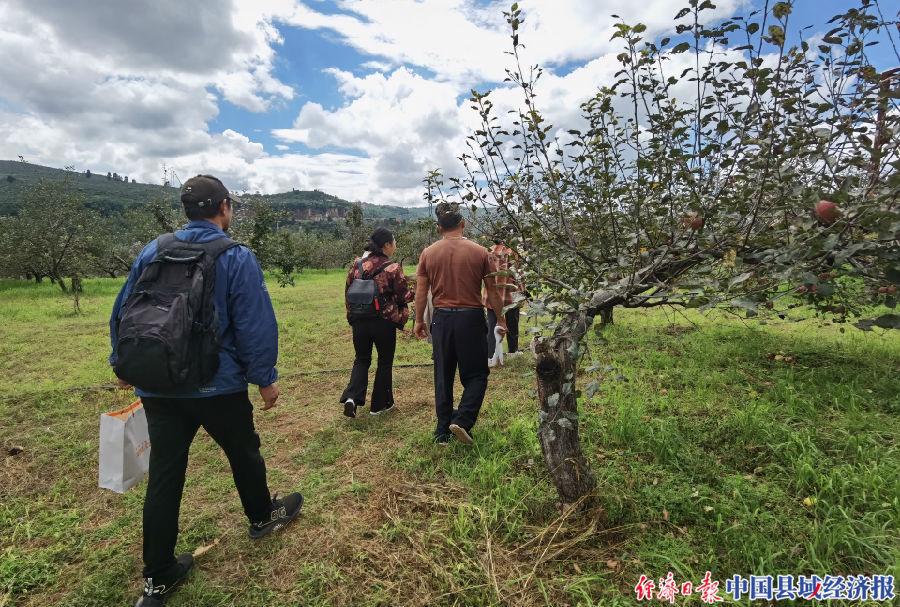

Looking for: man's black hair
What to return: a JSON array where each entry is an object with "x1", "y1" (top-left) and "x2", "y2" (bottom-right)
[
  {"x1": 435, "y1": 201, "x2": 463, "y2": 229},
  {"x1": 184, "y1": 200, "x2": 228, "y2": 221}
]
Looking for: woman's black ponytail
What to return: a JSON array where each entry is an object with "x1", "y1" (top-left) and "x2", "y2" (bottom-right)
[{"x1": 367, "y1": 227, "x2": 394, "y2": 254}]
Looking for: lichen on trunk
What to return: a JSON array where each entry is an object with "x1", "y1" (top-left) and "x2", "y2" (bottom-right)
[{"x1": 533, "y1": 311, "x2": 597, "y2": 504}]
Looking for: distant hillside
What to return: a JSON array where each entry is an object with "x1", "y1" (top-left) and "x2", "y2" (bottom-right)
[{"x1": 0, "y1": 160, "x2": 430, "y2": 222}]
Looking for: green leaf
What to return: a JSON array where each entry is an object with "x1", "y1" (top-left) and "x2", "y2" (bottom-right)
[
  {"x1": 772, "y1": 2, "x2": 792, "y2": 19},
  {"x1": 886, "y1": 266, "x2": 900, "y2": 285},
  {"x1": 767, "y1": 25, "x2": 785, "y2": 45},
  {"x1": 729, "y1": 272, "x2": 753, "y2": 288},
  {"x1": 730, "y1": 298, "x2": 758, "y2": 314},
  {"x1": 672, "y1": 42, "x2": 691, "y2": 54}
]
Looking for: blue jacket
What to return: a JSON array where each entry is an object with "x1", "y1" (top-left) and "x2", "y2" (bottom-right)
[{"x1": 109, "y1": 220, "x2": 279, "y2": 398}]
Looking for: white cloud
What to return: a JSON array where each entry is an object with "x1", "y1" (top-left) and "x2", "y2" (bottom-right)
[
  {"x1": 282, "y1": 0, "x2": 509, "y2": 84},
  {"x1": 272, "y1": 67, "x2": 470, "y2": 202},
  {"x1": 0, "y1": 0, "x2": 297, "y2": 188},
  {"x1": 284, "y1": 0, "x2": 746, "y2": 84},
  {"x1": 275, "y1": 67, "x2": 463, "y2": 153},
  {"x1": 4, "y1": 0, "x2": 295, "y2": 113},
  {"x1": 0, "y1": 0, "x2": 757, "y2": 208}
]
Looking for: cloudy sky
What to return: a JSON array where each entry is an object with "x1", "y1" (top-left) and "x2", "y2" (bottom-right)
[{"x1": 0, "y1": 0, "x2": 895, "y2": 206}]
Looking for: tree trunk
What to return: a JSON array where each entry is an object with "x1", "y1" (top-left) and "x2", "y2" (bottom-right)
[
  {"x1": 599, "y1": 307, "x2": 614, "y2": 326},
  {"x1": 70, "y1": 276, "x2": 82, "y2": 314},
  {"x1": 534, "y1": 316, "x2": 597, "y2": 505}
]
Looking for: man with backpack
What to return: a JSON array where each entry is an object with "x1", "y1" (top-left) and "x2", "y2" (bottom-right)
[
  {"x1": 109, "y1": 174, "x2": 302, "y2": 607},
  {"x1": 413, "y1": 202, "x2": 507, "y2": 445}
]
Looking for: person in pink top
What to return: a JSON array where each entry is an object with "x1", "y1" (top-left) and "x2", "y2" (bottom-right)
[{"x1": 483, "y1": 238, "x2": 522, "y2": 361}]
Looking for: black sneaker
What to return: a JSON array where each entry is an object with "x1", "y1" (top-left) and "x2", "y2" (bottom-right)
[
  {"x1": 433, "y1": 433, "x2": 452, "y2": 445},
  {"x1": 343, "y1": 399, "x2": 357, "y2": 418},
  {"x1": 249, "y1": 492, "x2": 303, "y2": 539},
  {"x1": 135, "y1": 553, "x2": 194, "y2": 606},
  {"x1": 449, "y1": 424, "x2": 474, "y2": 445}
]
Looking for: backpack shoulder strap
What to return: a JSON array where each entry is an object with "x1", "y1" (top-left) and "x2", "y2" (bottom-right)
[
  {"x1": 356, "y1": 258, "x2": 366, "y2": 279},
  {"x1": 154, "y1": 233, "x2": 178, "y2": 257},
  {"x1": 198, "y1": 236, "x2": 240, "y2": 259},
  {"x1": 370, "y1": 261, "x2": 393, "y2": 279}
]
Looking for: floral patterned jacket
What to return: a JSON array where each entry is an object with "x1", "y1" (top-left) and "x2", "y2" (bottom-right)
[
  {"x1": 345, "y1": 251, "x2": 413, "y2": 327},
  {"x1": 482, "y1": 243, "x2": 522, "y2": 310}
]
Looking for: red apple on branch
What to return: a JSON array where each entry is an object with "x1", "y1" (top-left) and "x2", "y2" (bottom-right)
[
  {"x1": 814, "y1": 200, "x2": 841, "y2": 225},
  {"x1": 681, "y1": 212, "x2": 704, "y2": 231}
]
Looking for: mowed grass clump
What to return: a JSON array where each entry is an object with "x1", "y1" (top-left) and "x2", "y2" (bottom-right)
[{"x1": 1, "y1": 272, "x2": 897, "y2": 606}]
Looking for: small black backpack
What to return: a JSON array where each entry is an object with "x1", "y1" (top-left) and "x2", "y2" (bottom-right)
[
  {"x1": 114, "y1": 234, "x2": 238, "y2": 392},
  {"x1": 345, "y1": 258, "x2": 391, "y2": 322}
]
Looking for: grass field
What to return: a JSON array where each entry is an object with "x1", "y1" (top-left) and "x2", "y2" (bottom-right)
[{"x1": 1, "y1": 272, "x2": 898, "y2": 606}]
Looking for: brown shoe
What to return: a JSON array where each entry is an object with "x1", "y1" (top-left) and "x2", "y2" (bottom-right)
[{"x1": 449, "y1": 423, "x2": 473, "y2": 445}]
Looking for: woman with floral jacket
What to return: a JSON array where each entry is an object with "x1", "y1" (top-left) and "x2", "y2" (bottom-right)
[{"x1": 340, "y1": 227, "x2": 413, "y2": 417}]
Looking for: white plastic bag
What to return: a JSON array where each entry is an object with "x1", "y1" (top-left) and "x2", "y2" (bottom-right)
[
  {"x1": 423, "y1": 290, "x2": 435, "y2": 343},
  {"x1": 98, "y1": 400, "x2": 150, "y2": 493},
  {"x1": 489, "y1": 326, "x2": 505, "y2": 367}
]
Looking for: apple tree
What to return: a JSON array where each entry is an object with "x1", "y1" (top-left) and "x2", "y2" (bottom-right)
[
  {"x1": 0, "y1": 177, "x2": 128, "y2": 310},
  {"x1": 426, "y1": 1, "x2": 900, "y2": 503},
  {"x1": 230, "y1": 196, "x2": 308, "y2": 286}
]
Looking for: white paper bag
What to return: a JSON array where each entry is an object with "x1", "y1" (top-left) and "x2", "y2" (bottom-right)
[
  {"x1": 489, "y1": 326, "x2": 505, "y2": 367},
  {"x1": 99, "y1": 400, "x2": 151, "y2": 493}
]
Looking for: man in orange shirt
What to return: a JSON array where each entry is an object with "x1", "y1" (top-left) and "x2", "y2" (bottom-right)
[{"x1": 414, "y1": 202, "x2": 506, "y2": 445}]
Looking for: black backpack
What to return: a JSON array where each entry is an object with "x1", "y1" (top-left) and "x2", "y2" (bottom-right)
[
  {"x1": 114, "y1": 233, "x2": 238, "y2": 392},
  {"x1": 346, "y1": 258, "x2": 391, "y2": 322}
]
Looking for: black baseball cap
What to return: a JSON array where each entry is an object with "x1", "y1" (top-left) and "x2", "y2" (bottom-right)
[{"x1": 180, "y1": 174, "x2": 241, "y2": 209}]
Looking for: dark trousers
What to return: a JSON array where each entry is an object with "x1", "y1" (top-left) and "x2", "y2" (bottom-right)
[
  {"x1": 431, "y1": 308, "x2": 489, "y2": 436},
  {"x1": 340, "y1": 317, "x2": 397, "y2": 411},
  {"x1": 141, "y1": 391, "x2": 271, "y2": 580},
  {"x1": 487, "y1": 308, "x2": 520, "y2": 357}
]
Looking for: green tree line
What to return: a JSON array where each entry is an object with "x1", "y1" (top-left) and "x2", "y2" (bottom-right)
[{"x1": 0, "y1": 176, "x2": 437, "y2": 309}]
